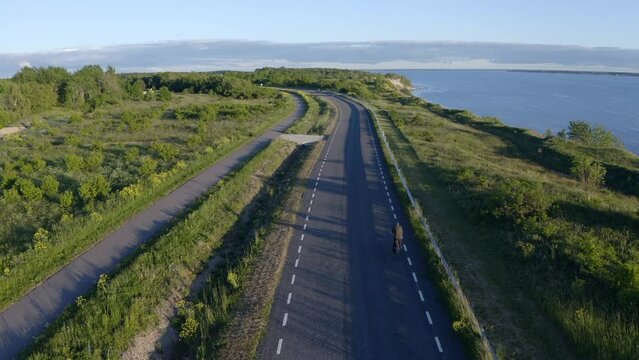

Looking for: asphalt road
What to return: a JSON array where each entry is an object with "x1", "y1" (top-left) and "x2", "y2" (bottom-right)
[
  {"x1": 260, "y1": 94, "x2": 466, "y2": 359},
  {"x1": 0, "y1": 94, "x2": 306, "y2": 359}
]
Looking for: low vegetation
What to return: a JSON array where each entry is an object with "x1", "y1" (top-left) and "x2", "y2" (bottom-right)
[
  {"x1": 0, "y1": 66, "x2": 294, "y2": 310},
  {"x1": 23, "y1": 139, "x2": 298, "y2": 358},
  {"x1": 252, "y1": 68, "x2": 639, "y2": 359},
  {"x1": 373, "y1": 88, "x2": 639, "y2": 359}
]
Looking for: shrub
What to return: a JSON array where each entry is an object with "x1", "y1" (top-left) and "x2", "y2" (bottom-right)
[
  {"x1": 33, "y1": 228, "x2": 49, "y2": 251},
  {"x1": 157, "y1": 86, "x2": 172, "y2": 102},
  {"x1": 59, "y1": 190, "x2": 74, "y2": 209},
  {"x1": 140, "y1": 157, "x2": 158, "y2": 176},
  {"x1": 65, "y1": 154, "x2": 84, "y2": 172},
  {"x1": 491, "y1": 179, "x2": 550, "y2": 225},
  {"x1": 41, "y1": 175, "x2": 59, "y2": 197},
  {"x1": 570, "y1": 156, "x2": 606, "y2": 191},
  {"x1": 16, "y1": 178, "x2": 43, "y2": 202},
  {"x1": 68, "y1": 114, "x2": 83, "y2": 124},
  {"x1": 79, "y1": 175, "x2": 110, "y2": 202},
  {"x1": 151, "y1": 142, "x2": 179, "y2": 161}
]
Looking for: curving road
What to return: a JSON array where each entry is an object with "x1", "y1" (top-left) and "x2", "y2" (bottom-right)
[
  {"x1": 0, "y1": 94, "x2": 306, "y2": 359},
  {"x1": 260, "y1": 93, "x2": 466, "y2": 359}
]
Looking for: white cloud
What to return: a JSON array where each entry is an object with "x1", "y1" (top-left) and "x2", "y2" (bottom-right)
[{"x1": 1, "y1": 40, "x2": 638, "y2": 77}]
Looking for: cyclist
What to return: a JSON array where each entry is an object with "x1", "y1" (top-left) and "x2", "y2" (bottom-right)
[{"x1": 392, "y1": 223, "x2": 403, "y2": 253}]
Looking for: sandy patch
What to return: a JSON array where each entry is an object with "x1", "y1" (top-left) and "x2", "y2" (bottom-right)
[
  {"x1": 0, "y1": 126, "x2": 26, "y2": 138},
  {"x1": 388, "y1": 78, "x2": 413, "y2": 92}
]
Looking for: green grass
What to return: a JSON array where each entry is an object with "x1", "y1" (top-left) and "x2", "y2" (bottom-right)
[
  {"x1": 368, "y1": 96, "x2": 639, "y2": 359},
  {"x1": 170, "y1": 140, "x2": 315, "y2": 358},
  {"x1": 285, "y1": 91, "x2": 333, "y2": 135},
  {"x1": 0, "y1": 92, "x2": 295, "y2": 310},
  {"x1": 22, "y1": 139, "x2": 299, "y2": 359}
]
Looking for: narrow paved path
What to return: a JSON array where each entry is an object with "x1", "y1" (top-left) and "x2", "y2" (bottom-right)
[
  {"x1": 260, "y1": 94, "x2": 466, "y2": 359},
  {"x1": 0, "y1": 94, "x2": 306, "y2": 359}
]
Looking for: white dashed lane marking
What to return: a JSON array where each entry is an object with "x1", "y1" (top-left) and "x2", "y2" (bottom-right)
[
  {"x1": 412, "y1": 272, "x2": 418, "y2": 283},
  {"x1": 291, "y1": 274, "x2": 296, "y2": 285},
  {"x1": 403, "y1": 244, "x2": 408, "y2": 252},
  {"x1": 277, "y1": 339, "x2": 283, "y2": 355},
  {"x1": 435, "y1": 337, "x2": 443, "y2": 353},
  {"x1": 294, "y1": 258, "x2": 299, "y2": 268},
  {"x1": 426, "y1": 311, "x2": 433, "y2": 325},
  {"x1": 282, "y1": 313, "x2": 288, "y2": 326},
  {"x1": 298, "y1": 245, "x2": 302, "y2": 254},
  {"x1": 418, "y1": 290, "x2": 425, "y2": 302},
  {"x1": 300, "y1": 234, "x2": 305, "y2": 241},
  {"x1": 407, "y1": 257, "x2": 412, "y2": 266},
  {"x1": 287, "y1": 292, "x2": 292, "y2": 304}
]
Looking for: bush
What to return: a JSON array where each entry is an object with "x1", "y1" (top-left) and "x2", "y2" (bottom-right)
[
  {"x1": 16, "y1": 178, "x2": 43, "y2": 202},
  {"x1": 65, "y1": 154, "x2": 84, "y2": 171},
  {"x1": 59, "y1": 190, "x2": 74, "y2": 209},
  {"x1": 41, "y1": 175, "x2": 59, "y2": 197},
  {"x1": 491, "y1": 179, "x2": 550, "y2": 225},
  {"x1": 79, "y1": 175, "x2": 110, "y2": 202},
  {"x1": 571, "y1": 156, "x2": 606, "y2": 191}
]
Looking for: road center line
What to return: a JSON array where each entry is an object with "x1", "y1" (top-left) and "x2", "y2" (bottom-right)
[
  {"x1": 287, "y1": 292, "x2": 292, "y2": 304},
  {"x1": 300, "y1": 234, "x2": 305, "y2": 241},
  {"x1": 435, "y1": 337, "x2": 443, "y2": 352},
  {"x1": 291, "y1": 274, "x2": 296, "y2": 284},
  {"x1": 303, "y1": 224, "x2": 307, "y2": 230},
  {"x1": 282, "y1": 313, "x2": 288, "y2": 326},
  {"x1": 426, "y1": 311, "x2": 433, "y2": 325},
  {"x1": 276, "y1": 339, "x2": 283, "y2": 355},
  {"x1": 294, "y1": 258, "x2": 299, "y2": 268},
  {"x1": 412, "y1": 272, "x2": 418, "y2": 283},
  {"x1": 407, "y1": 257, "x2": 412, "y2": 266},
  {"x1": 418, "y1": 290, "x2": 425, "y2": 302},
  {"x1": 403, "y1": 244, "x2": 408, "y2": 252},
  {"x1": 298, "y1": 245, "x2": 302, "y2": 254}
]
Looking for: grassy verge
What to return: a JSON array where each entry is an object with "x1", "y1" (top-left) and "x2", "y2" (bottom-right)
[
  {"x1": 0, "y1": 96, "x2": 295, "y2": 311},
  {"x1": 350, "y1": 96, "x2": 491, "y2": 359},
  {"x1": 22, "y1": 139, "x2": 298, "y2": 359},
  {"x1": 285, "y1": 91, "x2": 332, "y2": 135},
  {"x1": 208, "y1": 94, "x2": 336, "y2": 359},
  {"x1": 366, "y1": 95, "x2": 639, "y2": 359}
]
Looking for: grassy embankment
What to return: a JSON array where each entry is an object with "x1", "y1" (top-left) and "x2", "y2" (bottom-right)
[
  {"x1": 22, "y1": 137, "x2": 300, "y2": 358},
  {"x1": 368, "y1": 93, "x2": 639, "y2": 359},
  {"x1": 252, "y1": 67, "x2": 638, "y2": 359},
  {"x1": 208, "y1": 93, "x2": 335, "y2": 359},
  {"x1": 0, "y1": 92, "x2": 294, "y2": 310}
]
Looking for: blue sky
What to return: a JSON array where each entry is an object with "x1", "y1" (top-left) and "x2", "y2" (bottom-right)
[{"x1": 1, "y1": 0, "x2": 638, "y2": 53}]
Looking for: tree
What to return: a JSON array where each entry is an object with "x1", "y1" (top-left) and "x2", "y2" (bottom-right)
[
  {"x1": 1, "y1": 163, "x2": 17, "y2": 188},
  {"x1": 16, "y1": 178, "x2": 43, "y2": 202},
  {"x1": 79, "y1": 175, "x2": 110, "y2": 202},
  {"x1": 65, "y1": 154, "x2": 84, "y2": 172},
  {"x1": 59, "y1": 190, "x2": 74, "y2": 209},
  {"x1": 85, "y1": 151, "x2": 104, "y2": 169},
  {"x1": 41, "y1": 175, "x2": 60, "y2": 197},
  {"x1": 140, "y1": 157, "x2": 158, "y2": 176},
  {"x1": 157, "y1": 86, "x2": 171, "y2": 102},
  {"x1": 571, "y1": 156, "x2": 606, "y2": 191},
  {"x1": 126, "y1": 79, "x2": 146, "y2": 100},
  {"x1": 492, "y1": 179, "x2": 550, "y2": 225},
  {"x1": 567, "y1": 120, "x2": 621, "y2": 148}
]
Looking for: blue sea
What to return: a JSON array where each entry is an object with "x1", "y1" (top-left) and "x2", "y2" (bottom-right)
[{"x1": 387, "y1": 70, "x2": 639, "y2": 154}]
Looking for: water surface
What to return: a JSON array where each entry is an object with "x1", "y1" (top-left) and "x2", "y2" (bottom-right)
[{"x1": 388, "y1": 70, "x2": 639, "y2": 154}]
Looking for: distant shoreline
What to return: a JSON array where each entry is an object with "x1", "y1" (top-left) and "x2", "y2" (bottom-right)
[{"x1": 374, "y1": 69, "x2": 639, "y2": 77}]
